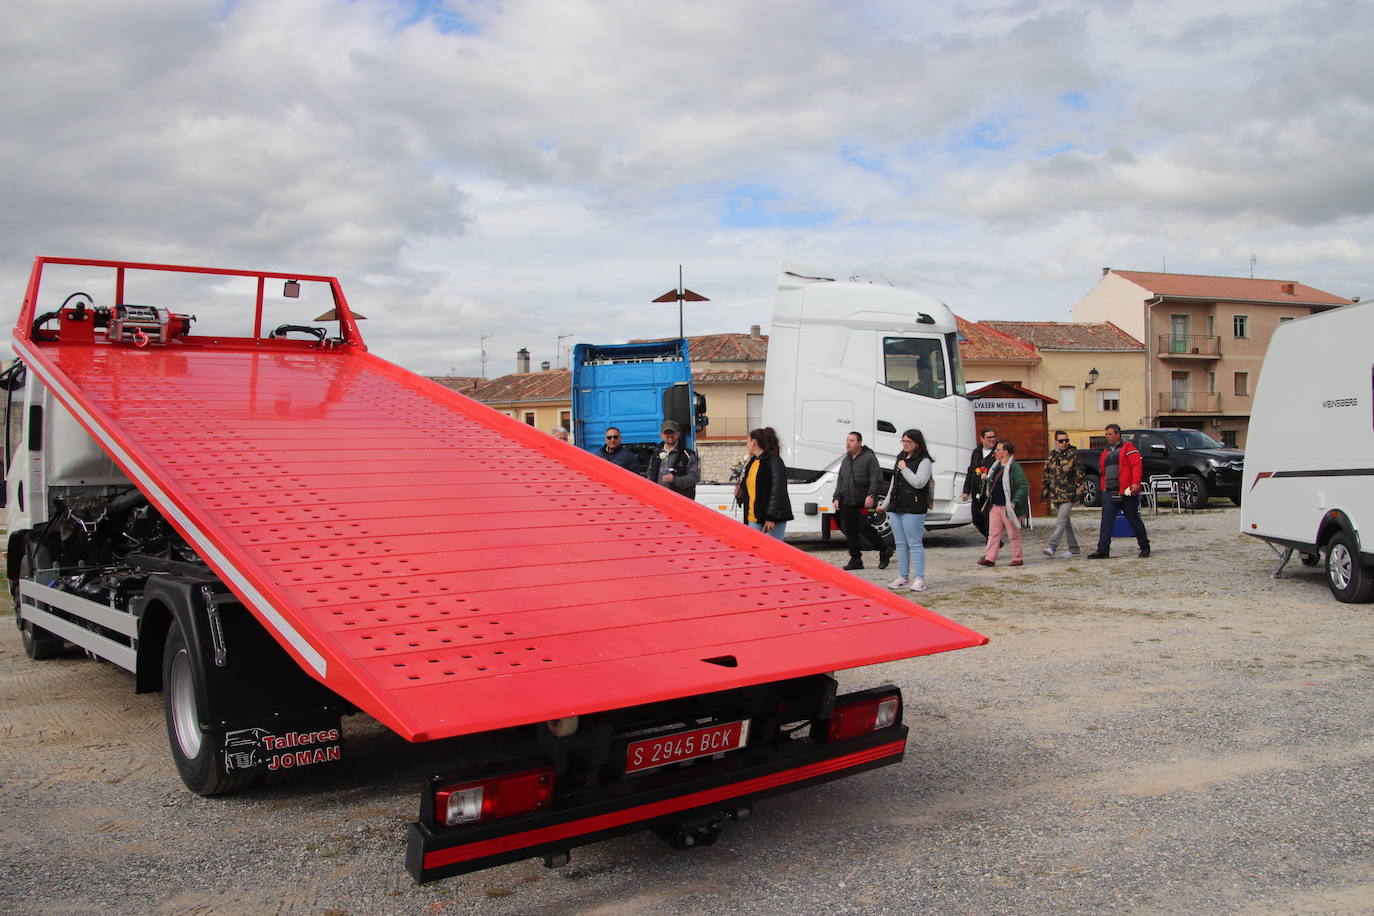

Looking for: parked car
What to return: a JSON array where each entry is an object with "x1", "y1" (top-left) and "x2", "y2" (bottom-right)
[{"x1": 1077, "y1": 428, "x2": 1244, "y2": 510}]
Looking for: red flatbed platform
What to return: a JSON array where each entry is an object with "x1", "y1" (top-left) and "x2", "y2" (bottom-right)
[{"x1": 14, "y1": 258, "x2": 986, "y2": 743}]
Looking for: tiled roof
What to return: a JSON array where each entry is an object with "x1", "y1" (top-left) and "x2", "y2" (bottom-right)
[
  {"x1": 1109, "y1": 270, "x2": 1352, "y2": 306},
  {"x1": 465, "y1": 368, "x2": 571, "y2": 404},
  {"x1": 955, "y1": 316, "x2": 1039, "y2": 362},
  {"x1": 632, "y1": 332, "x2": 769, "y2": 362},
  {"x1": 428, "y1": 376, "x2": 483, "y2": 393},
  {"x1": 982, "y1": 320, "x2": 1143, "y2": 351},
  {"x1": 694, "y1": 368, "x2": 766, "y2": 383}
]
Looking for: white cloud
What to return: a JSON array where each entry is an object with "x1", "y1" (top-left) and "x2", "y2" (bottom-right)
[{"x1": 1, "y1": 0, "x2": 1370, "y2": 373}]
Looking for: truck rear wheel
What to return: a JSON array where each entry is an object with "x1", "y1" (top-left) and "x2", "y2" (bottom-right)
[
  {"x1": 13, "y1": 549, "x2": 64, "y2": 660},
  {"x1": 1326, "y1": 532, "x2": 1374, "y2": 603},
  {"x1": 162, "y1": 620, "x2": 253, "y2": 796}
]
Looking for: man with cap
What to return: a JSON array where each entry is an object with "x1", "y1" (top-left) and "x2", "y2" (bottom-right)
[{"x1": 646, "y1": 420, "x2": 700, "y2": 499}]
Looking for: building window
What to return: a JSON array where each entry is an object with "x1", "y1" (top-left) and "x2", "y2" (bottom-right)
[
  {"x1": 1234, "y1": 372, "x2": 1249, "y2": 396},
  {"x1": 1058, "y1": 385, "x2": 1076, "y2": 412},
  {"x1": 560, "y1": 410, "x2": 571, "y2": 429},
  {"x1": 523, "y1": 412, "x2": 536, "y2": 426},
  {"x1": 1208, "y1": 372, "x2": 1216, "y2": 393},
  {"x1": 1221, "y1": 430, "x2": 1238, "y2": 448},
  {"x1": 1098, "y1": 389, "x2": 1120, "y2": 412},
  {"x1": 1233, "y1": 314, "x2": 1249, "y2": 338},
  {"x1": 1207, "y1": 315, "x2": 1215, "y2": 338}
]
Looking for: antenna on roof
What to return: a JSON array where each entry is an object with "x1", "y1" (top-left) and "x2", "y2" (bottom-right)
[{"x1": 1249, "y1": 254, "x2": 1257, "y2": 278}]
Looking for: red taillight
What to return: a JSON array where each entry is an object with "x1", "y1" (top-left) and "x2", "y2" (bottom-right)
[
  {"x1": 825, "y1": 693, "x2": 901, "y2": 742},
  {"x1": 434, "y1": 766, "x2": 555, "y2": 827}
]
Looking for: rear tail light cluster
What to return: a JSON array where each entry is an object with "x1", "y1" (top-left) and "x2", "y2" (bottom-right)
[
  {"x1": 434, "y1": 766, "x2": 555, "y2": 827},
  {"x1": 825, "y1": 692, "x2": 901, "y2": 742}
]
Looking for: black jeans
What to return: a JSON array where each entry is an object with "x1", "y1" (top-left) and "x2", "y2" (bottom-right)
[
  {"x1": 836, "y1": 505, "x2": 887, "y2": 560},
  {"x1": 1096, "y1": 492, "x2": 1150, "y2": 554}
]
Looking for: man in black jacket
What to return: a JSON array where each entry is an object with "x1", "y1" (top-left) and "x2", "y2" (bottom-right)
[
  {"x1": 831, "y1": 431, "x2": 891, "y2": 571},
  {"x1": 598, "y1": 426, "x2": 641, "y2": 472},
  {"x1": 646, "y1": 420, "x2": 700, "y2": 498},
  {"x1": 961, "y1": 427, "x2": 998, "y2": 537}
]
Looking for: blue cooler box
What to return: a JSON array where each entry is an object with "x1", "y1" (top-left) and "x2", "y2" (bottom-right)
[{"x1": 1111, "y1": 510, "x2": 1133, "y2": 538}]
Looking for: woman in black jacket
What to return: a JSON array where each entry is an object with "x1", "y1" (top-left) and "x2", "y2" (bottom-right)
[{"x1": 736, "y1": 427, "x2": 794, "y2": 540}]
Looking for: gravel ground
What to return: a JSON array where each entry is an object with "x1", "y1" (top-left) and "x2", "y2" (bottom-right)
[{"x1": 1, "y1": 504, "x2": 1371, "y2": 915}]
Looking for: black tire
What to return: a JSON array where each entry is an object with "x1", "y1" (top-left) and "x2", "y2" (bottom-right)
[
  {"x1": 1177, "y1": 475, "x2": 1208, "y2": 510},
  {"x1": 14, "y1": 547, "x2": 64, "y2": 660},
  {"x1": 162, "y1": 620, "x2": 252, "y2": 796},
  {"x1": 1080, "y1": 476, "x2": 1101, "y2": 508},
  {"x1": 1300, "y1": 552, "x2": 1321, "y2": 567},
  {"x1": 1325, "y1": 531, "x2": 1374, "y2": 603}
]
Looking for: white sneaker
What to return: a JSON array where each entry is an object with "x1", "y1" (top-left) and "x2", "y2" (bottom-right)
[
  {"x1": 1042, "y1": 546, "x2": 1056, "y2": 558},
  {"x1": 910, "y1": 577, "x2": 927, "y2": 591},
  {"x1": 1059, "y1": 550, "x2": 1077, "y2": 559},
  {"x1": 888, "y1": 576, "x2": 909, "y2": 588}
]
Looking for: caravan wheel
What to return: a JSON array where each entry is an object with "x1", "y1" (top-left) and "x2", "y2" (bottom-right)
[{"x1": 1326, "y1": 532, "x2": 1374, "y2": 603}]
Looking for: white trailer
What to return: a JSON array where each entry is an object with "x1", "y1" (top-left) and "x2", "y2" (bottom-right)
[
  {"x1": 697, "y1": 266, "x2": 976, "y2": 533},
  {"x1": 1241, "y1": 301, "x2": 1374, "y2": 602}
]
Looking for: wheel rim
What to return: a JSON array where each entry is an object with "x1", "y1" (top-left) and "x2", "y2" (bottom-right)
[
  {"x1": 1179, "y1": 480, "x2": 1200, "y2": 505},
  {"x1": 1330, "y1": 543, "x2": 1354, "y2": 591},
  {"x1": 169, "y1": 648, "x2": 203, "y2": 758}
]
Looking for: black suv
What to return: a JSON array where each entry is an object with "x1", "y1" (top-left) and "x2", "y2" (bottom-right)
[{"x1": 1077, "y1": 428, "x2": 1244, "y2": 510}]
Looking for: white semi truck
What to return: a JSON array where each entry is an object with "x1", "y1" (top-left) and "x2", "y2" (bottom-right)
[{"x1": 695, "y1": 266, "x2": 976, "y2": 533}]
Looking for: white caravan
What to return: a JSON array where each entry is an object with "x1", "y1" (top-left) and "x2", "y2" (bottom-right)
[
  {"x1": 1241, "y1": 301, "x2": 1374, "y2": 602},
  {"x1": 698, "y1": 266, "x2": 976, "y2": 534}
]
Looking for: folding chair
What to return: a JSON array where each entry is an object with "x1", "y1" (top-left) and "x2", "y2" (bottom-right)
[{"x1": 1147, "y1": 475, "x2": 1179, "y2": 514}]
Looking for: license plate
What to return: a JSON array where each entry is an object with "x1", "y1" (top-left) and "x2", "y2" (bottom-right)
[{"x1": 624, "y1": 719, "x2": 751, "y2": 774}]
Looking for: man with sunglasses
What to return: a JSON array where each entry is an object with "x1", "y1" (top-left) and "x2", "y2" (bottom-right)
[
  {"x1": 961, "y1": 427, "x2": 999, "y2": 537},
  {"x1": 597, "y1": 426, "x2": 640, "y2": 472},
  {"x1": 1041, "y1": 430, "x2": 1085, "y2": 557}
]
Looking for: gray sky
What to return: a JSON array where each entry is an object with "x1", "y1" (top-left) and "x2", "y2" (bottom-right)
[{"x1": 4, "y1": 0, "x2": 1371, "y2": 375}]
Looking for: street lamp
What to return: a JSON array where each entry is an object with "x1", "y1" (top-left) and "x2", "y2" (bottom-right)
[
  {"x1": 1084, "y1": 367, "x2": 1100, "y2": 389},
  {"x1": 652, "y1": 265, "x2": 709, "y2": 339}
]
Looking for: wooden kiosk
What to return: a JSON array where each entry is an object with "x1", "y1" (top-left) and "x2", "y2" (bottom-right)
[{"x1": 966, "y1": 381, "x2": 1057, "y2": 517}]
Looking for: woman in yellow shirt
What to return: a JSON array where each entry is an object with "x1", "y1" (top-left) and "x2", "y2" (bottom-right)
[{"x1": 736, "y1": 427, "x2": 794, "y2": 540}]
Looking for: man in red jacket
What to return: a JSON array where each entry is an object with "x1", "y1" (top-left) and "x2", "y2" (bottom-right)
[{"x1": 1087, "y1": 423, "x2": 1151, "y2": 559}]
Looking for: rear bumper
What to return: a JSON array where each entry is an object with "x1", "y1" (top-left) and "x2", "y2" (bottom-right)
[{"x1": 406, "y1": 725, "x2": 907, "y2": 882}]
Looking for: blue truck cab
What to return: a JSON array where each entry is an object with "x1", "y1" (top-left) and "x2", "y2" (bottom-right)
[{"x1": 571, "y1": 339, "x2": 704, "y2": 472}]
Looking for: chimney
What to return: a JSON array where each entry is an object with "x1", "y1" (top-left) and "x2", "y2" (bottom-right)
[
  {"x1": 1281, "y1": 283, "x2": 1295, "y2": 294},
  {"x1": 1101, "y1": 267, "x2": 1111, "y2": 276},
  {"x1": 540, "y1": 361, "x2": 551, "y2": 371},
  {"x1": 516, "y1": 348, "x2": 530, "y2": 374},
  {"x1": 750, "y1": 324, "x2": 762, "y2": 339}
]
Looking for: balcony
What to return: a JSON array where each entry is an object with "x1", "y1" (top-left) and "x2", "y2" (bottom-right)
[
  {"x1": 1158, "y1": 391, "x2": 1221, "y2": 414},
  {"x1": 1158, "y1": 334, "x2": 1220, "y2": 358}
]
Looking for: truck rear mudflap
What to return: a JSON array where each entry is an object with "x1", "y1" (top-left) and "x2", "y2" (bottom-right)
[{"x1": 407, "y1": 685, "x2": 906, "y2": 882}]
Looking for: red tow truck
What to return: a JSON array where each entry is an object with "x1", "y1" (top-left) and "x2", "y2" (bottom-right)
[{"x1": 4, "y1": 257, "x2": 986, "y2": 881}]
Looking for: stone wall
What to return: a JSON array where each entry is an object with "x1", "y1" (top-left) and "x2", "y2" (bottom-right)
[{"x1": 697, "y1": 440, "x2": 749, "y2": 485}]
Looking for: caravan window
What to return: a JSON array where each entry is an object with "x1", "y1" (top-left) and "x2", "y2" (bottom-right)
[{"x1": 883, "y1": 337, "x2": 949, "y2": 399}]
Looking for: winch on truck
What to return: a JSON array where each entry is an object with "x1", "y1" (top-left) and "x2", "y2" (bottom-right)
[{"x1": 5, "y1": 257, "x2": 986, "y2": 881}]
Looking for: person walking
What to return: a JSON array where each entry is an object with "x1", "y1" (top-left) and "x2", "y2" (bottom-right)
[
  {"x1": 1041, "y1": 429, "x2": 1084, "y2": 558},
  {"x1": 736, "y1": 427, "x2": 793, "y2": 541},
  {"x1": 961, "y1": 428, "x2": 999, "y2": 537},
  {"x1": 978, "y1": 438, "x2": 1029, "y2": 567},
  {"x1": 597, "y1": 426, "x2": 640, "y2": 472},
  {"x1": 880, "y1": 428, "x2": 933, "y2": 591},
  {"x1": 1087, "y1": 423, "x2": 1150, "y2": 559},
  {"x1": 832, "y1": 431, "x2": 891, "y2": 571}
]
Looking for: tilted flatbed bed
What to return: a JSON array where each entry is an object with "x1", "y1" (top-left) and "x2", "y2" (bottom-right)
[{"x1": 7, "y1": 257, "x2": 986, "y2": 880}]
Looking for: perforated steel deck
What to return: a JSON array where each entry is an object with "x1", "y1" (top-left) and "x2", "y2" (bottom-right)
[{"x1": 18, "y1": 338, "x2": 987, "y2": 741}]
